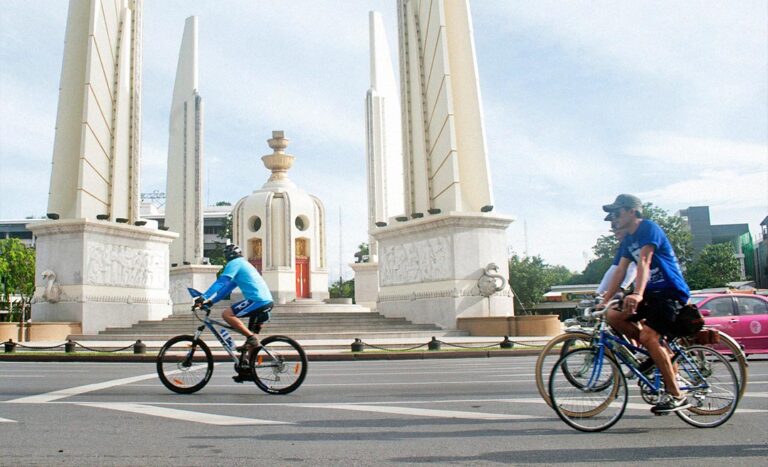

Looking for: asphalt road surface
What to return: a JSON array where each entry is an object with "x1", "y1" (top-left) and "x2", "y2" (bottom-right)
[{"x1": 1, "y1": 356, "x2": 767, "y2": 466}]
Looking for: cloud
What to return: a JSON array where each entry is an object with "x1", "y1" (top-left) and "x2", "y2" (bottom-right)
[{"x1": 625, "y1": 132, "x2": 767, "y2": 170}]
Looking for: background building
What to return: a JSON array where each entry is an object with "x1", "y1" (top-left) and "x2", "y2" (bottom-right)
[{"x1": 678, "y1": 206, "x2": 755, "y2": 280}]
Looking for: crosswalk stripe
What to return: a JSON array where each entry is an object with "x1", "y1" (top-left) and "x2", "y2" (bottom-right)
[
  {"x1": 76, "y1": 402, "x2": 291, "y2": 425},
  {"x1": 293, "y1": 403, "x2": 540, "y2": 420},
  {"x1": 0, "y1": 416, "x2": 17, "y2": 423}
]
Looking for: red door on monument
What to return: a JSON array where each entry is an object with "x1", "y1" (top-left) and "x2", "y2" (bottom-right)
[{"x1": 295, "y1": 257, "x2": 310, "y2": 298}]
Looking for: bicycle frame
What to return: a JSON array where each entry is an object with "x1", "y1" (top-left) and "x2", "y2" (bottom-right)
[
  {"x1": 589, "y1": 321, "x2": 711, "y2": 396},
  {"x1": 186, "y1": 306, "x2": 281, "y2": 368}
]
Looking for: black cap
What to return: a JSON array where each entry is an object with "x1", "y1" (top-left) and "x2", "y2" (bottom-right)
[{"x1": 603, "y1": 194, "x2": 642, "y2": 213}]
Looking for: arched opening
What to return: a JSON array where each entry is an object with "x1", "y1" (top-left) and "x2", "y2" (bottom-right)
[
  {"x1": 248, "y1": 238, "x2": 262, "y2": 273},
  {"x1": 295, "y1": 238, "x2": 310, "y2": 298}
]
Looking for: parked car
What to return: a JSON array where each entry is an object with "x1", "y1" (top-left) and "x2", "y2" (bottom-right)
[{"x1": 689, "y1": 293, "x2": 768, "y2": 356}]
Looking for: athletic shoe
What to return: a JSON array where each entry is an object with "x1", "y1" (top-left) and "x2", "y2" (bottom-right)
[{"x1": 651, "y1": 395, "x2": 691, "y2": 414}]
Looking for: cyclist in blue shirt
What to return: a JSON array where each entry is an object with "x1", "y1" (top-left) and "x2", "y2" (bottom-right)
[
  {"x1": 600, "y1": 194, "x2": 692, "y2": 414},
  {"x1": 193, "y1": 243, "x2": 273, "y2": 350},
  {"x1": 596, "y1": 214, "x2": 637, "y2": 296}
]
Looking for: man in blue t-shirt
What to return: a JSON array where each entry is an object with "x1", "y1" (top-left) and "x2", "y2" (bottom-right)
[
  {"x1": 194, "y1": 243, "x2": 274, "y2": 350},
  {"x1": 600, "y1": 194, "x2": 692, "y2": 414}
]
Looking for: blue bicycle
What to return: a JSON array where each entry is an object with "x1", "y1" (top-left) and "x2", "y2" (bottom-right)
[
  {"x1": 156, "y1": 288, "x2": 307, "y2": 395},
  {"x1": 548, "y1": 301, "x2": 739, "y2": 432}
]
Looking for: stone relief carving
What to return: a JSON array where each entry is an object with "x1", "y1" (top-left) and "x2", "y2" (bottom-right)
[
  {"x1": 380, "y1": 236, "x2": 450, "y2": 286},
  {"x1": 169, "y1": 278, "x2": 189, "y2": 305},
  {"x1": 477, "y1": 263, "x2": 506, "y2": 297},
  {"x1": 86, "y1": 242, "x2": 167, "y2": 289},
  {"x1": 41, "y1": 269, "x2": 63, "y2": 303}
]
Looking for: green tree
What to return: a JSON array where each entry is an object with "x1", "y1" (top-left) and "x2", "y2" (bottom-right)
[
  {"x1": 215, "y1": 201, "x2": 232, "y2": 206},
  {"x1": 208, "y1": 214, "x2": 233, "y2": 266},
  {"x1": 685, "y1": 243, "x2": 741, "y2": 290},
  {"x1": 329, "y1": 277, "x2": 355, "y2": 300},
  {"x1": 508, "y1": 254, "x2": 574, "y2": 312},
  {"x1": 354, "y1": 242, "x2": 369, "y2": 263},
  {"x1": 0, "y1": 239, "x2": 36, "y2": 322}
]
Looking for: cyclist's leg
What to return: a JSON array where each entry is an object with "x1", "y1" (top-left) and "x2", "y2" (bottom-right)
[
  {"x1": 223, "y1": 305, "x2": 254, "y2": 337},
  {"x1": 606, "y1": 306, "x2": 640, "y2": 342},
  {"x1": 639, "y1": 325, "x2": 680, "y2": 396}
]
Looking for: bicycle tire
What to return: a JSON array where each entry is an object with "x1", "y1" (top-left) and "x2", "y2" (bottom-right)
[
  {"x1": 674, "y1": 346, "x2": 739, "y2": 428},
  {"x1": 249, "y1": 335, "x2": 308, "y2": 395},
  {"x1": 156, "y1": 335, "x2": 214, "y2": 394},
  {"x1": 709, "y1": 332, "x2": 747, "y2": 402},
  {"x1": 535, "y1": 331, "x2": 592, "y2": 406},
  {"x1": 549, "y1": 348, "x2": 627, "y2": 432}
]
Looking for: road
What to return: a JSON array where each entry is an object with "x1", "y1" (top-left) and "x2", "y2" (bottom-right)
[{"x1": 1, "y1": 356, "x2": 767, "y2": 466}]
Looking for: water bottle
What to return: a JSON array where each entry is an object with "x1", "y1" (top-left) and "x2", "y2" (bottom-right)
[{"x1": 220, "y1": 328, "x2": 235, "y2": 351}]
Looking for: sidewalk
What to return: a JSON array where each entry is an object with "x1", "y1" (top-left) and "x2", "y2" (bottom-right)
[{"x1": 0, "y1": 335, "x2": 555, "y2": 362}]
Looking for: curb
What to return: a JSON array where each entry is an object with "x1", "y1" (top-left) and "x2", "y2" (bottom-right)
[{"x1": 0, "y1": 349, "x2": 543, "y2": 363}]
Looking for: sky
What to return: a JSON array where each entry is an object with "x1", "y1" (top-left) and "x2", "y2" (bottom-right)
[{"x1": 1, "y1": 0, "x2": 766, "y2": 280}]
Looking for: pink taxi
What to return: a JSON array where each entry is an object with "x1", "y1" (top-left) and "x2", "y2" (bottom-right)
[{"x1": 690, "y1": 293, "x2": 768, "y2": 356}]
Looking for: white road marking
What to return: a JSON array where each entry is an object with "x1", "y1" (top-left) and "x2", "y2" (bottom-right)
[
  {"x1": 76, "y1": 402, "x2": 290, "y2": 425},
  {"x1": 5, "y1": 364, "x2": 220, "y2": 404},
  {"x1": 292, "y1": 403, "x2": 539, "y2": 420},
  {"x1": 5, "y1": 373, "x2": 162, "y2": 404},
  {"x1": 303, "y1": 380, "x2": 533, "y2": 387},
  {"x1": 0, "y1": 416, "x2": 17, "y2": 423},
  {"x1": 0, "y1": 375, "x2": 46, "y2": 378}
]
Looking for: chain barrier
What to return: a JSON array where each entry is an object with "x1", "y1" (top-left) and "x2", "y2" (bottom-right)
[
  {"x1": 4, "y1": 339, "x2": 145, "y2": 354},
  {"x1": 350, "y1": 336, "x2": 551, "y2": 353}
]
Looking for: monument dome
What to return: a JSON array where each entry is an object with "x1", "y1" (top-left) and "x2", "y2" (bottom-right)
[{"x1": 232, "y1": 131, "x2": 328, "y2": 303}]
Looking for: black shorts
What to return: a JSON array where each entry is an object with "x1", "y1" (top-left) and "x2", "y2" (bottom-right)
[{"x1": 630, "y1": 293, "x2": 682, "y2": 337}]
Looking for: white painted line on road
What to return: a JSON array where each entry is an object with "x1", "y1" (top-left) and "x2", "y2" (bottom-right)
[
  {"x1": 0, "y1": 375, "x2": 46, "y2": 378},
  {"x1": 293, "y1": 403, "x2": 540, "y2": 420},
  {"x1": 5, "y1": 365, "x2": 220, "y2": 404},
  {"x1": 303, "y1": 380, "x2": 534, "y2": 387},
  {"x1": 76, "y1": 402, "x2": 290, "y2": 425},
  {"x1": 5, "y1": 373, "x2": 162, "y2": 404},
  {"x1": 0, "y1": 416, "x2": 17, "y2": 423}
]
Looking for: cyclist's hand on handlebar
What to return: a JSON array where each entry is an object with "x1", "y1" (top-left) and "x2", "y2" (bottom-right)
[
  {"x1": 623, "y1": 292, "x2": 642, "y2": 314},
  {"x1": 192, "y1": 296, "x2": 212, "y2": 309}
]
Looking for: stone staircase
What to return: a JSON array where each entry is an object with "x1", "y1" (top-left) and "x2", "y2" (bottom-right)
[{"x1": 68, "y1": 301, "x2": 468, "y2": 347}]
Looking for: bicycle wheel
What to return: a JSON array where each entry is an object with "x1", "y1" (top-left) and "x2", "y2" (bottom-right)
[
  {"x1": 249, "y1": 335, "x2": 308, "y2": 394},
  {"x1": 709, "y1": 332, "x2": 748, "y2": 402},
  {"x1": 549, "y1": 348, "x2": 627, "y2": 432},
  {"x1": 156, "y1": 335, "x2": 213, "y2": 394},
  {"x1": 675, "y1": 346, "x2": 739, "y2": 428},
  {"x1": 535, "y1": 331, "x2": 592, "y2": 406}
]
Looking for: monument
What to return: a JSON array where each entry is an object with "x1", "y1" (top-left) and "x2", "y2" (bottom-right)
[
  {"x1": 164, "y1": 16, "x2": 220, "y2": 312},
  {"x1": 29, "y1": 0, "x2": 177, "y2": 334},
  {"x1": 351, "y1": 11, "x2": 405, "y2": 310},
  {"x1": 371, "y1": 0, "x2": 514, "y2": 328},
  {"x1": 231, "y1": 132, "x2": 329, "y2": 304}
]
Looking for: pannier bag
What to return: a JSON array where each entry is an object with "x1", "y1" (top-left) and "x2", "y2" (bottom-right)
[
  {"x1": 675, "y1": 303, "x2": 705, "y2": 338},
  {"x1": 693, "y1": 328, "x2": 721, "y2": 345}
]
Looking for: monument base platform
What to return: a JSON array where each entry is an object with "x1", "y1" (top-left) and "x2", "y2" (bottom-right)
[
  {"x1": 374, "y1": 213, "x2": 514, "y2": 329},
  {"x1": 28, "y1": 219, "x2": 178, "y2": 335},
  {"x1": 169, "y1": 264, "x2": 222, "y2": 313}
]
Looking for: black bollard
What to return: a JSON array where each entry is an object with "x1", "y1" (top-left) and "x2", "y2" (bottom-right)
[
  {"x1": 500, "y1": 336, "x2": 514, "y2": 349},
  {"x1": 351, "y1": 338, "x2": 364, "y2": 352},
  {"x1": 428, "y1": 336, "x2": 441, "y2": 351},
  {"x1": 134, "y1": 339, "x2": 146, "y2": 354},
  {"x1": 64, "y1": 339, "x2": 76, "y2": 353},
  {"x1": 4, "y1": 339, "x2": 16, "y2": 353}
]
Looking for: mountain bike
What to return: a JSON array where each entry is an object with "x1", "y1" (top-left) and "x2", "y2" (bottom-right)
[
  {"x1": 156, "y1": 288, "x2": 307, "y2": 395},
  {"x1": 548, "y1": 307, "x2": 739, "y2": 432}
]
